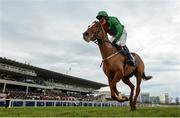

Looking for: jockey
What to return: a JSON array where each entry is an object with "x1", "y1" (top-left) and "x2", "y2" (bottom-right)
[{"x1": 96, "y1": 11, "x2": 135, "y2": 66}]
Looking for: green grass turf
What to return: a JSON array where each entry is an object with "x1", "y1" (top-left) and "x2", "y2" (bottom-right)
[{"x1": 0, "y1": 106, "x2": 180, "y2": 117}]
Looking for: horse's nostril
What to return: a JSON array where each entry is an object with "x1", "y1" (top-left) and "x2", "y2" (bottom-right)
[{"x1": 85, "y1": 32, "x2": 89, "y2": 36}]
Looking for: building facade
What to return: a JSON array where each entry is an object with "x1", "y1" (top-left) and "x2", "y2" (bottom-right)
[
  {"x1": 140, "y1": 93, "x2": 150, "y2": 103},
  {"x1": 159, "y1": 93, "x2": 169, "y2": 104}
]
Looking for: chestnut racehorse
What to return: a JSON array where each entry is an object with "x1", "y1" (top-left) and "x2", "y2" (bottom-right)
[{"x1": 83, "y1": 21, "x2": 152, "y2": 110}]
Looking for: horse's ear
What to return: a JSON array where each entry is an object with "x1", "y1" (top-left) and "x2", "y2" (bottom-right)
[
  {"x1": 93, "y1": 20, "x2": 97, "y2": 24},
  {"x1": 93, "y1": 20, "x2": 99, "y2": 23},
  {"x1": 92, "y1": 21, "x2": 100, "y2": 27}
]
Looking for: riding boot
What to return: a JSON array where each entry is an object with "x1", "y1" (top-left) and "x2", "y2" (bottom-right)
[{"x1": 122, "y1": 46, "x2": 136, "y2": 66}]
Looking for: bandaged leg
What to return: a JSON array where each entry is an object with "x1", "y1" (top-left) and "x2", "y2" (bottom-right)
[{"x1": 115, "y1": 93, "x2": 128, "y2": 102}]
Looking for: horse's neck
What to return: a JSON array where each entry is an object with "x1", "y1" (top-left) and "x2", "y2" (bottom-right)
[
  {"x1": 98, "y1": 40, "x2": 117, "y2": 60},
  {"x1": 97, "y1": 26, "x2": 117, "y2": 60}
]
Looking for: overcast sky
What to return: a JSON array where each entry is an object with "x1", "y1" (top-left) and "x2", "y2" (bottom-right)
[{"x1": 0, "y1": 0, "x2": 180, "y2": 98}]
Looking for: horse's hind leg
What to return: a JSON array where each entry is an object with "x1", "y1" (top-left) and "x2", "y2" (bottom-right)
[
  {"x1": 122, "y1": 77, "x2": 135, "y2": 109},
  {"x1": 132, "y1": 72, "x2": 143, "y2": 110}
]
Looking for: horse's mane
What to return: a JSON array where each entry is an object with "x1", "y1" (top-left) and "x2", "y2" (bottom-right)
[
  {"x1": 95, "y1": 21, "x2": 109, "y2": 41},
  {"x1": 95, "y1": 21, "x2": 116, "y2": 51}
]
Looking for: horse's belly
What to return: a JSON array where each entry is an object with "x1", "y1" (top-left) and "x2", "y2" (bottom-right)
[{"x1": 124, "y1": 64, "x2": 136, "y2": 76}]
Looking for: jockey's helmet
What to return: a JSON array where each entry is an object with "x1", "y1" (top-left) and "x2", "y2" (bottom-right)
[{"x1": 96, "y1": 11, "x2": 108, "y2": 20}]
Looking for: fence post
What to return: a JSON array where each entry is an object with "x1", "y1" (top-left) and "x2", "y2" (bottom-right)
[
  {"x1": 23, "y1": 100, "x2": 26, "y2": 107},
  {"x1": 35, "y1": 101, "x2": 37, "y2": 107},
  {"x1": 44, "y1": 100, "x2": 46, "y2": 107},
  {"x1": 54, "y1": 101, "x2": 56, "y2": 107},
  {"x1": 9, "y1": 100, "x2": 12, "y2": 108}
]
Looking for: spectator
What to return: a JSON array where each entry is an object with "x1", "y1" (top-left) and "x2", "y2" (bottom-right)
[{"x1": 5, "y1": 92, "x2": 11, "y2": 108}]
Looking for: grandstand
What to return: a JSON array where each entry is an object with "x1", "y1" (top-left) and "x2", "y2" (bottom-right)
[{"x1": 0, "y1": 57, "x2": 107, "y2": 101}]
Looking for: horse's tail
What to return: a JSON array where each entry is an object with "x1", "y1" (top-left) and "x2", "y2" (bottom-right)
[{"x1": 142, "y1": 72, "x2": 152, "y2": 81}]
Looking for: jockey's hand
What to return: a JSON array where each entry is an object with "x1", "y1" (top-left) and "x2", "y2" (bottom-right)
[
  {"x1": 112, "y1": 40, "x2": 116, "y2": 46},
  {"x1": 99, "y1": 17, "x2": 106, "y2": 25}
]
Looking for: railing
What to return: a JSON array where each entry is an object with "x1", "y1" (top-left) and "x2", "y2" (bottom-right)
[
  {"x1": 0, "y1": 99, "x2": 128, "y2": 108},
  {"x1": 0, "y1": 63, "x2": 37, "y2": 76},
  {"x1": 0, "y1": 79, "x2": 53, "y2": 89}
]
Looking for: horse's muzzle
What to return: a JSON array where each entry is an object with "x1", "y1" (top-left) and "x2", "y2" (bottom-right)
[{"x1": 83, "y1": 32, "x2": 90, "y2": 42}]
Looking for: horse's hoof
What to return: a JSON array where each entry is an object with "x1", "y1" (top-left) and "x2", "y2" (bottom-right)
[
  {"x1": 131, "y1": 105, "x2": 136, "y2": 111},
  {"x1": 111, "y1": 96, "x2": 117, "y2": 100},
  {"x1": 122, "y1": 96, "x2": 129, "y2": 102},
  {"x1": 122, "y1": 96, "x2": 129, "y2": 100},
  {"x1": 117, "y1": 96, "x2": 129, "y2": 102}
]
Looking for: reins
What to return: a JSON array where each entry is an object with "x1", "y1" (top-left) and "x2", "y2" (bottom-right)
[
  {"x1": 90, "y1": 22, "x2": 120, "y2": 67},
  {"x1": 100, "y1": 51, "x2": 120, "y2": 67}
]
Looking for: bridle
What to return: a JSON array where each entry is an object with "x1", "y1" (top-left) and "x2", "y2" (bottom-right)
[{"x1": 88, "y1": 21, "x2": 112, "y2": 45}]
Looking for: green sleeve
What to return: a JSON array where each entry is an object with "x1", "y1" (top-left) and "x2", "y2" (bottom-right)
[{"x1": 112, "y1": 18, "x2": 124, "y2": 42}]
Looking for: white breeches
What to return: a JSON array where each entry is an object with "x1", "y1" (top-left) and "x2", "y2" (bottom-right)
[
  {"x1": 110, "y1": 29, "x2": 127, "y2": 46},
  {"x1": 117, "y1": 29, "x2": 127, "y2": 46}
]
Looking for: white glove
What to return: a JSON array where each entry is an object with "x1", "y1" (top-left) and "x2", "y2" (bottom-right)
[{"x1": 110, "y1": 37, "x2": 115, "y2": 42}]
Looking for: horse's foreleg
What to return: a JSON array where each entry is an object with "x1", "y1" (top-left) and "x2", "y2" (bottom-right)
[
  {"x1": 113, "y1": 84, "x2": 128, "y2": 101},
  {"x1": 108, "y1": 78, "x2": 117, "y2": 100},
  {"x1": 122, "y1": 78, "x2": 135, "y2": 107},
  {"x1": 109, "y1": 72, "x2": 128, "y2": 102},
  {"x1": 132, "y1": 73, "x2": 142, "y2": 110}
]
